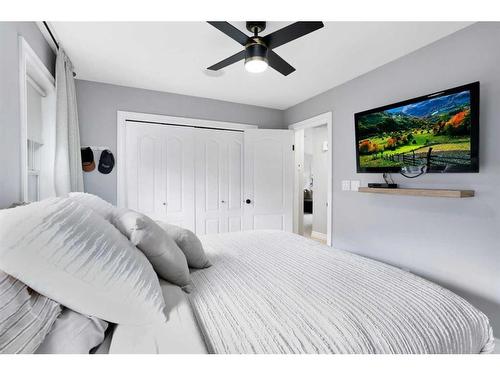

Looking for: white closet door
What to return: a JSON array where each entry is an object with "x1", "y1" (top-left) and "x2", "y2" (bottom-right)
[
  {"x1": 125, "y1": 122, "x2": 195, "y2": 230},
  {"x1": 195, "y1": 129, "x2": 243, "y2": 235},
  {"x1": 225, "y1": 132, "x2": 244, "y2": 232},
  {"x1": 243, "y1": 129, "x2": 294, "y2": 231}
]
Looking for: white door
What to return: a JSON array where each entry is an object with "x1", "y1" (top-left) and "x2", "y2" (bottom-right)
[
  {"x1": 195, "y1": 129, "x2": 243, "y2": 235},
  {"x1": 125, "y1": 122, "x2": 195, "y2": 230},
  {"x1": 243, "y1": 129, "x2": 294, "y2": 231}
]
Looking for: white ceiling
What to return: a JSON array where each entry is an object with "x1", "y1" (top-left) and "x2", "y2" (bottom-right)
[{"x1": 51, "y1": 22, "x2": 472, "y2": 110}]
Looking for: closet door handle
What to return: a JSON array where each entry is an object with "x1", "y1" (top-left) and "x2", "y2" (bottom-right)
[
  {"x1": 245, "y1": 199, "x2": 252, "y2": 204},
  {"x1": 221, "y1": 200, "x2": 226, "y2": 203}
]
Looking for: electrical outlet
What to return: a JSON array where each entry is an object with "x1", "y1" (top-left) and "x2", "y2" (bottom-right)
[
  {"x1": 341, "y1": 180, "x2": 351, "y2": 191},
  {"x1": 350, "y1": 180, "x2": 360, "y2": 191}
]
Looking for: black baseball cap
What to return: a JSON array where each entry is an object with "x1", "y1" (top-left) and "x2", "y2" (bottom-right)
[
  {"x1": 98, "y1": 150, "x2": 115, "y2": 174},
  {"x1": 81, "y1": 147, "x2": 95, "y2": 172}
]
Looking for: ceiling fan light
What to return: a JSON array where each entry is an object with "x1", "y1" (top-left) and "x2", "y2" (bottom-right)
[{"x1": 245, "y1": 56, "x2": 268, "y2": 73}]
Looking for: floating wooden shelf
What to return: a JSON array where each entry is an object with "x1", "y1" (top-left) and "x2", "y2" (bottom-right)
[{"x1": 358, "y1": 187, "x2": 474, "y2": 198}]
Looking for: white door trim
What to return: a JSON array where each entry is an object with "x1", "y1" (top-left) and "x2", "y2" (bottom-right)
[
  {"x1": 117, "y1": 110, "x2": 258, "y2": 208},
  {"x1": 18, "y1": 36, "x2": 56, "y2": 202},
  {"x1": 289, "y1": 112, "x2": 333, "y2": 246}
]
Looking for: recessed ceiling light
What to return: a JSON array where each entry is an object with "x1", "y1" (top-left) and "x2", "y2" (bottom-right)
[{"x1": 204, "y1": 69, "x2": 224, "y2": 77}]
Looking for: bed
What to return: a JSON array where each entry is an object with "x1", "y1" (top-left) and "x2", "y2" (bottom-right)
[{"x1": 108, "y1": 230, "x2": 494, "y2": 354}]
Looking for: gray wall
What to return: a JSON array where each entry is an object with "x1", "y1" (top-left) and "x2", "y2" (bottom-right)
[
  {"x1": 76, "y1": 80, "x2": 284, "y2": 205},
  {"x1": 284, "y1": 22, "x2": 500, "y2": 335},
  {"x1": 0, "y1": 22, "x2": 55, "y2": 208}
]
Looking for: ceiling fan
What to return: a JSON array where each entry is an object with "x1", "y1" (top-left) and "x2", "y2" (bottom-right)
[{"x1": 206, "y1": 21, "x2": 324, "y2": 76}]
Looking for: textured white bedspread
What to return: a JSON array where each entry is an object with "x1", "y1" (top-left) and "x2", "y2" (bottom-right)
[{"x1": 189, "y1": 231, "x2": 494, "y2": 354}]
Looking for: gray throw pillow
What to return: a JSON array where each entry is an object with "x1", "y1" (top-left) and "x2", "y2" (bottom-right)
[
  {"x1": 156, "y1": 221, "x2": 211, "y2": 269},
  {"x1": 112, "y1": 209, "x2": 192, "y2": 291},
  {"x1": 0, "y1": 271, "x2": 61, "y2": 354}
]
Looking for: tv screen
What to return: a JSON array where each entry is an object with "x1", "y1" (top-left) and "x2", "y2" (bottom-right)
[{"x1": 355, "y1": 82, "x2": 479, "y2": 173}]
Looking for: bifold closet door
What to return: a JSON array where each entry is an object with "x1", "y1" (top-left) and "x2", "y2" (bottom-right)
[
  {"x1": 125, "y1": 121, "x2": 195, "y2": 230},
  {"x1": 195, "y1": 129, "x2": 244, "y2": 235},
  {"x1": 243, "y1": 129, "x2": 294, "y2": 231}
]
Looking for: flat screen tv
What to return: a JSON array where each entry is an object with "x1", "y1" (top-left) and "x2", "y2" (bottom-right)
[{"x1": 354, "y1": 82, "x2": 479, "y2": 173}]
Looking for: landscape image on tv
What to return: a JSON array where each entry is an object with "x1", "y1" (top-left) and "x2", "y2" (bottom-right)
[{"x1": 356, "y1": 90, "x2": 473, "y2": 171}]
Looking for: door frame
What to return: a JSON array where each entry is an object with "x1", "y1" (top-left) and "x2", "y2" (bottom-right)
[
  {"x1": 116, "y1": 110, "x2": 258, "y2": 208},
  {"x1": 288, "y1": 112, "x2": 333, "y2": 246}
]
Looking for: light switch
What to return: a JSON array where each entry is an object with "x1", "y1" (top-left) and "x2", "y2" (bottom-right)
[
  {"x1": 341, "y1": 180, "x2": 351, "y2": 191},
  {"x1": 350, "y1": 180, "x2": 360, "y2": 191}
]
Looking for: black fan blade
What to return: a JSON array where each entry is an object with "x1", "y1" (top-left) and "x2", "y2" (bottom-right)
[
  {"x1": 207, "y1": 50, "x2": 246, "y2": 71},
  {"x1": 207, "y1": 22, "x2": 249, "y2": 46},
  {"x1": 263, "y1": 22, "x2": 324, "y2": 49},
  {"x1": 267, "y1": 50, "x2": 295, "y2": 76}
]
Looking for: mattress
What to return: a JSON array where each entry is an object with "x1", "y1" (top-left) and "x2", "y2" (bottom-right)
[
  {"x1": 188, "y1": 230, "x2": 494, "y2": 354},
  {"x1": 108, "y1": 279, "x2": 207, "y2": 354}
]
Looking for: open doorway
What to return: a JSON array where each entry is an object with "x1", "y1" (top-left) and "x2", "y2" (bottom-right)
[
  {"x1": 302, "y1": 126, "x2": 328, "y2": 243},
  {"x1": 289, "y1": 112, "x2": 333, "y2": 246}
]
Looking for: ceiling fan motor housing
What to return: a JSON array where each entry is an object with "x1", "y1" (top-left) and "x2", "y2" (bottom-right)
[
  {"x1": 246, "y1": 21, "x2": 266, "y2": 34},
  {"x1": 245, "y1": 41, "x2": 268, "y2": 63}
]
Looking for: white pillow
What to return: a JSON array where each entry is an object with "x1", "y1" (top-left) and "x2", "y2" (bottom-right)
[
  {"x1": 112, "y1": 209, "x2": 191, "y2": 291},
  {"x1": 156, "y1": 221, "x2": 211, "y2": 269},
  {"x1": 0, "y1": 270, "x2": 61, "y2": 354},
  {"x1": 35, "y1": 308, "x2": 109, "y2": 354},
  {"x1": 67, "y1": 192, "x2": 117, "y2": 221},
  {"x1": 0, "y1": 198, "x2": 165, "y2": 325}
]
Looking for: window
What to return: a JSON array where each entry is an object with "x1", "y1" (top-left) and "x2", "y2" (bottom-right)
[
  {"x1": 26, "y1": 78, "x2": 44, "y2": 201},
  {"x1": 19, "y1": 37, "x2": 56, "y2": 202}
]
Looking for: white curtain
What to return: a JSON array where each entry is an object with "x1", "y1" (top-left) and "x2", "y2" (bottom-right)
[{"x1": 54, "y1": 49, "x2": 83, "y2": 195}]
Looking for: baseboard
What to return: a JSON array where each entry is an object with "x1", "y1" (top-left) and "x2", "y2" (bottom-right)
[{"x1": 311, "y1": 231, "x2": 327, "y2": 241}]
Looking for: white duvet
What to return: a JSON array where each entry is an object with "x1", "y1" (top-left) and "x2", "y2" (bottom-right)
[{"x1": 189, "y1": 231, "x2": 494, "y2": 354}]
